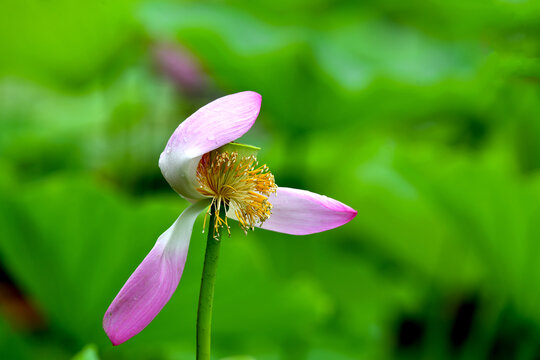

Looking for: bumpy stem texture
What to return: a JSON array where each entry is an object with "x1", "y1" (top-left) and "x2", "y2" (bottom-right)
[{"x1": 196, "y1": 208, "x2": 223, "y2": 360}]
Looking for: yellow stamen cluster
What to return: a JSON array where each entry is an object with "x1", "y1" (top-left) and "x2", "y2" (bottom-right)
[{"x1": 196, "y1": 150, "x2": 277, "y2": 239}]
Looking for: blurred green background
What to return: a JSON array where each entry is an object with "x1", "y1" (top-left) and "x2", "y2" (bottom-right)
[{"x1": 1, "y1": 0, "x2": 540, "y2": 359}]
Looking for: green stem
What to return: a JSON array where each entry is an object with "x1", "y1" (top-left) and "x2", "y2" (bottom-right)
[{"x1": 196, "y1": 207, "x2": 223, "y2": 360}]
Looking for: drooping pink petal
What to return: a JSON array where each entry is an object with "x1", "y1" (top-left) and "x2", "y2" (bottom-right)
[
  {"x1": 103, "y1": 200, "x2": 210, "y2": 345},
  {"x1": 259, "y1": 187, "x2": 357, "y2": 235},
  {"x1": 159, "y1": 91, "x2": 262, "y2": 201}
]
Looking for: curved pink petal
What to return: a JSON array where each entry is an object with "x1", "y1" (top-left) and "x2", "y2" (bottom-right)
[
  {"x1": 103, "y1": 200, "x2": 210, "y2": 345},
  {"x1": 259, "y1": 187, "x2": 357, "y2": 235},
  {"x1": 166, "y1": 91, "x2": 261, "y2": 157},
  {"x1": 159, "y1": 91, "x2": 262, "y2": 201}
]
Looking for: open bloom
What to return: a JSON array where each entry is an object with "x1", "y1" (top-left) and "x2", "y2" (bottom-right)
[{"x1": 103, "y1": 91, "x2": 357, "y2": 345}]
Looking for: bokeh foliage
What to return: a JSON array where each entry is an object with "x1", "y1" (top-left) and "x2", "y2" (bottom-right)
[{"x1": 0, "y1": 0, "x2": 540, "y2": 359}]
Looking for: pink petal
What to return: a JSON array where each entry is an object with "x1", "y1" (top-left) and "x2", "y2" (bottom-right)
[
  {"x1": 260, "y1": 187, "x2": 357, "y2": 235},
  {"x1": 159, "y1": 91, "x2": 262, "y2": 201},
  {"x1": 103, "y1": 242, "x2": 180, "y2": 346},
  {"x1": 103, "y1": 200, "x2": 209, "y2": 345},
  {"x1": 166, "y1": 91, "x2": 261, "y2": 157}
]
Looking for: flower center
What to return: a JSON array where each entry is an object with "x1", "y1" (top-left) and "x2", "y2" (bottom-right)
[{"x1": 196, "y1": 148, "x2": 277, "y2": 238}]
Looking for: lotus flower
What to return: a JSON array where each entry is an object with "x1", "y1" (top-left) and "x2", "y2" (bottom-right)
[{"x1": 103, "y1": 91, "x2": 357, "y2": 345}]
